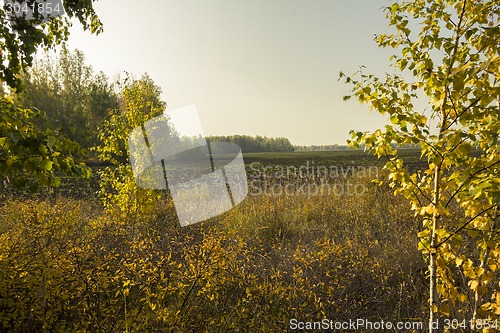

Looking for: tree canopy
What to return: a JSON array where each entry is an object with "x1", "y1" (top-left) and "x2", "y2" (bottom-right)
[
  {"x1": 207, "y1": 135, "x2": 294, "y2": 153},
  {"x1": 1, "y1": 0, "x2": 102, "y2": 90},
  {"x1": 342, "y1": 0, "x2": 499, "y2": 330},
  {"x1": 0, "y1": 1, "x2": 102, "y2": 188},
  {"x1": 20, "y1": 47, "x2": 118, "y2": 149}
]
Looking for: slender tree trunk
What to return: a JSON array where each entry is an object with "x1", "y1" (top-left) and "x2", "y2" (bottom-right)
[
  {"x1": 429, "y1": 164, "x2": 441, "y2": 332},
  {"x1": 472, "y1": 206, "x2": 498, "y2": 328}
]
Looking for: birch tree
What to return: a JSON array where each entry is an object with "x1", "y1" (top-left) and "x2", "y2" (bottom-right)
[{"x1": 341, "y1": 1, "x2": 499, "y2": 331}]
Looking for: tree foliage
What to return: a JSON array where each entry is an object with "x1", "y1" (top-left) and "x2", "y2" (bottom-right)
[
  {"x1": 341, "y1": 0, "x2": 499, "y2": 330},
  {"x1": 0, "y1": 0, "x2": 102, "y2": 90},
  {"x1": 94, "y1": 74, "x2": 169, "y2": 215},
  {"x1": 20, "y1": 47, "x2": 119, "y2": 149},
  {"x1": 207, "y1": 135, "x2": 294, "y2": 153},
  {"x1": 0, "y1": 1, "x2": 102, "y2": 187},
  {"x1": 0, "y1": 95, "x2": 89, "y2": 188}
]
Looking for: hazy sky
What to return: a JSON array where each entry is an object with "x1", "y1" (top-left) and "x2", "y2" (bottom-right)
[{"x1": 66, "y1": 0, "x2": 396, "y2": 146}]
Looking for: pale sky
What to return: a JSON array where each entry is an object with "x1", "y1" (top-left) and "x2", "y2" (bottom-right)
[{"x1": 66, "y1": 0, "x2": 396, "y2": 146}]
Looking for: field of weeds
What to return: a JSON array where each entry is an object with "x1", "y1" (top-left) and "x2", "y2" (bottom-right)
[{"x1": 0, "y1": 150, "x2": 429, "y2": 332}]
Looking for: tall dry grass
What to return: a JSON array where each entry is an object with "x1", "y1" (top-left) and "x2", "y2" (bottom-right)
[{"x1": 0, "y1": 173, "x2": 428, "y2": 332}]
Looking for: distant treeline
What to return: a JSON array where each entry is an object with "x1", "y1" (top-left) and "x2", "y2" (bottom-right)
[
  {"x1": 294, "y1": 144, "x2": 351, "y2": 151},
  {"x1": 295, "y1": 143, "x2": 421, "y2": 151},
  {"x1": 206, "y1": 135, "x2": 294, "y2": 153},
  {"x1": 205, "y1": 138, "x2": 422, "y2": 153}
]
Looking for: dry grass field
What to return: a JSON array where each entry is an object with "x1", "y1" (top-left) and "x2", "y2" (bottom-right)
[{"x1": 0, "y1": 150, "x2": 431, "y2": 332}]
